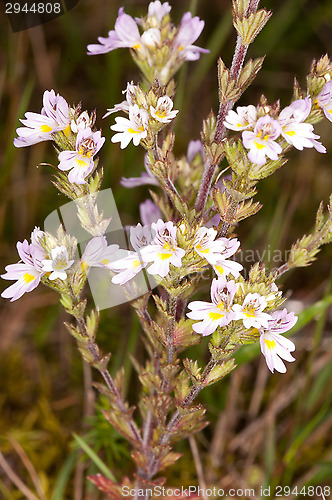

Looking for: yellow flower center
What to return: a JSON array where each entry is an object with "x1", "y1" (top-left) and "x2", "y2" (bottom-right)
[
  {"x1": 214, "y1": 264, "x2": 224, "y2": 275},
  {"x1": 23, "y1": 273, "x2": 35, "y2": 283},
  {"x1": 75, "y1": 158, "x2": 88, "y2": 169},
  {"x1": 243, "y1": 305, "x2": 256, "y2": 318},
  {"x1": 40, "y1": 124, "x2": 53, "y2": 133},
  {"x1": 156, "y1": 109, "x2": 167, "y2": 119},
  {"x1": 253, "y1": 141, "x2": 266, "y2": 150},
  {"x1": 257, "y1": 130, "x2": 270, "y2": 141},
  {"x1": 157, "y1": 252, "x2": 172, "y2": 261},
  {"x1": 128, "y1": 126, "x2": 144, "y2": 134},
  {"x1": 209, "y1": 311, "x2": 223, "y2": 321},
  {"x1": 78, "y1": 147, "x2": 92, "y2": 158},
  {"x1": 264, "y1": 339, "x2": 276, "y2": 350},
  {"x1": 63, "y1": 124, "x2": 71, "y2": 137},
  {"x1": 196, "y1": 243, "x2": 210, "y2": 254},
  {"x1": 81, "y1": 261, "x2": 88, "y2": 272},
  {"x1": 54, "y1": 257, "x2": 67, "y2": 270}
]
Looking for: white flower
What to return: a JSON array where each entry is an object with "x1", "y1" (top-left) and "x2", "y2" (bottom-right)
[
  {"x1": 173, "y1": 12, "x2": 209, "y2": 62},
  {"x1": 193, "y1": 227, "x2": 227, "y2": 263},
  {"x1": 141, "y1": 28, "x2": 161, "y2": 49},
  {"x1": 242, "y1": 115, "x2": 282, "y2": 165},
  {"x1": 259, "y1": 309, "x2": 297, "y2": 373},
  {"x1": 42, "y1": 246, "x2": 74, "y2": 280},
  {"x1": 147, "y1": 1, "x2": 171, "y2": 26},
  {"x1": 109, "y1": 223, "x2": 155, "y2": 285},
  {"x1": 213, "y1": 258, "x2": 243, "y2": 279},
  {"x1": 232, "y1": 292, "x2": 271, "y2": 329},
  {"x1": 187, "y1": 277, "x2": 237, "y2": 336},
  {"x1": 193, "y1": 228, "x2": 243, "y2": 277},
  {"x1": 111, "y1": 104, "x2": 149, "y2": 148},
  {"x1": 150, "y1": 96, "x2": 178, "y2": 123},
  {"x1": 224, "y1": 105, "x2": 257, "y2": 131},
  {"x1": 58, "y1": 128, "x2": 105, "y2": 184},
  {"x1": 1, "y1": 238, "x2": 46, "y2": 301},
  {"x1": 316, "y1": 80, "x2": 332, "y2": 122},
  {"x1": 71, "y1": 111, "x2": 92, "y2": 133},
  {"x1": 140, "y1": 220, "x2": 185, "y2": 278},
  {"x1": 14, "y1": 90, "x2": 70, "y2": 148},
  {"x1": 129, "y1": 223, "x2": 154, "y2": 251},
  {"x1": 81, "y1": 235, "x2": 119, "y2": 270},
  {"x1": 110, "y1": 251, "x2": 148, "y2": 285},
  {"x1": 30, "y1": 226, "x2": 42, "y2": 244},
  {"x1": 278, "y1": 98, "x2": 326, "y2": 153},
  {"x1": 103, "y1": 81, "x2": 137, "y2": 118}
]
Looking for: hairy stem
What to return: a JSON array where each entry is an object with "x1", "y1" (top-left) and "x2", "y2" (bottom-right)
[
  {"x1": 166, "y1": 295, "x2": 178, "y2": 364},
  {"x1": 195, "y1": 0, "x2": 261, "y2": 214},
  {"x1": 76, "y1": 317, "x2": 143, "y2": 446}
]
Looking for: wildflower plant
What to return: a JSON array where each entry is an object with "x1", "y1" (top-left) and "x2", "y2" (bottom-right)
[{"x1": 2, "y1": 0, "x2": 332, "y2": 498}]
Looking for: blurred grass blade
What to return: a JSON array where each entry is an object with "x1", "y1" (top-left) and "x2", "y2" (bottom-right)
[
  {"x1": 284, "y1": 404, "x2": 330, "y2": 464},
  {"x1": 0, "y1": 78, "x2": 34, "y2": 189},
  {"x1": 51, "y1": 450, "x2": 77, "y2": 500},
  {"x1": 189, "y1": 11, "x2": 233, "y2": 97},
  {"x1": 72, "y1": 433, "x2": 116, "y2": 481},
  {"x1": 256, "y1": 0, "x2": 308, "y2": 54},
  {"x1": 305, "y1": 362, "x2": 332, "y2": 409}
]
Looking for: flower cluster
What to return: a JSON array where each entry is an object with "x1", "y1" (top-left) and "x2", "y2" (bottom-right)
[
  {"x1": 224, "y1": 97, "x2": 326, "y2": 165},
  {"x1": 87, "y1": 1, "x2": 208, "y2": 84},
  {"x1": 106, "y1": 82, "x2": 178, "y2": 149},
  {"x1": 108, "y1": 220, "x2": 244, "y2": 286},
  {"x1": 109, "y1": 220, "x2": 184, "y2": 284},
  {"x1": 1, "y1": 228, "x2": 46, "y2": 301},
  {"x1": 107, "y1": 215, "x2": 297, "y2": 374},
  {"x1": 1, "y1": 228, "x2": 79, "y2": 300},
  {"x1": 13, "y1": 89, "x2": 105, "y2": 185},
  {"x1": 187, "y1": 277, "x2": 297, "y2": 374}
]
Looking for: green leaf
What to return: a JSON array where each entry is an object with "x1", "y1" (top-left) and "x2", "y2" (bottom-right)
[
  {"x1": 72, "y1": 433, "x2": 116, "y2": 482},
  {"x1": 51, "y1": 450, "x2": 78, "y2": 500}
]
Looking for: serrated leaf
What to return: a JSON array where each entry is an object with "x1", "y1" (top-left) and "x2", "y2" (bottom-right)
[
  {"x1": 234, "y1": 10, "x2": 272, "y2": 45},
  {"x1": 86, "y1": 309, "x2": 100, "y2": 339},
  {"x1": 158, "y1": 451, "x2": 182, "y2": 471},
  {"x1": 201, "y1": 111, "x2": 216, "y2": 144},
  {"x1": 174, "y1": 370, "x2": 191, "y2": 404},
  {"x1": 183, "y1": 359, "x2": 202, "y2": 382},
  {"x1": 170, "y1": 406, "x2": 207, "y2": 441},
  {"x1": 203, "y1": 141, "x2": 225, "y2": 166},
  {"x1": 173, "y1": 318, "x2": 202, "y2": 349},
  {"x1": 238, "y1": 57, "x2": 265, "y2": 92},
  {"x1": 217, "y1": 58, "x2": 230, "y2": 105},
  {"x1": 234, "y1": 199, "x2": 262, "y2": 222},
  {"x1": 203, "y1": 359, "x2": 236, "y2": 386}
]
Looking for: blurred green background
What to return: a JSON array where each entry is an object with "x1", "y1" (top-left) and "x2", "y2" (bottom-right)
[{"x1": 1, "y1": 0, "x2": 332, "y2": 498}]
